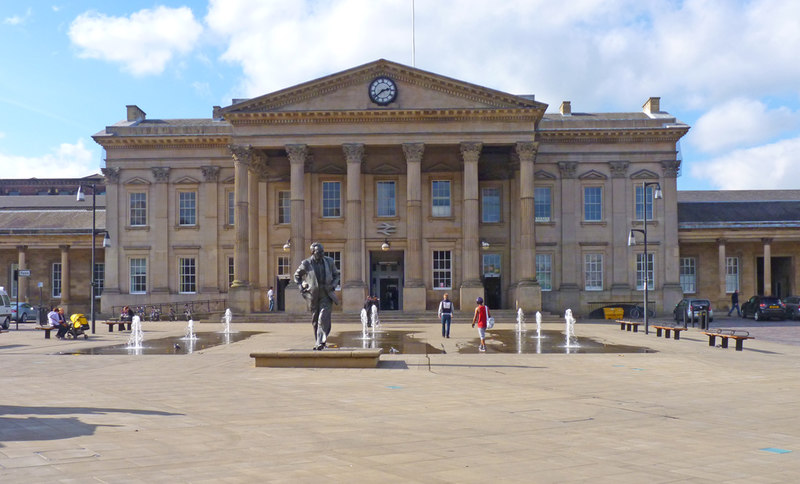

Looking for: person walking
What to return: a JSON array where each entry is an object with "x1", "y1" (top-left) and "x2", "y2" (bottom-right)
[
  {"x1": 437, "y1": 293, "x2": 453, "y2": 338},
  {"x1": 728, "y1": 289, "x2": 741, "y2": 317},
  {"x1": 471, "y1": 296, "x2": 489, "y2": 352},
  {"x1": 267, "y1": 286, "x2": 275, "y2": 312}
]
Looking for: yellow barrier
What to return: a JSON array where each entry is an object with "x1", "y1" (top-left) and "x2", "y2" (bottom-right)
[{"x1": 603, "y1": 307, "x2": 624, "y2": 320}]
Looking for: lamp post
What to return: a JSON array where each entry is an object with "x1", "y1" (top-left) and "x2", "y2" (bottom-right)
[
  {"x1": 77, "y1": 184, "x2": 110, "y2": 334},
  {"x1": 628, "y1": 181, "x2": 662, "y2": 335}
]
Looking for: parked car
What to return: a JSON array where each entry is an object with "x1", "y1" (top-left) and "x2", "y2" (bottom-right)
[
  {"x1": 10, "y1": 302, "x2": 36, "y2": 322},
  {"x1": 673, "y1": 298, "x2": 714, "y2": 323},
  {"x1": 741, "y1": 295, "x2": 785, "y2": 321},
  {"x1": 0, "y1": 287, "x2": 11, "y2": 329},
  {"x1": 783, "y1": 295, "x2": 800, "y2": 320}
]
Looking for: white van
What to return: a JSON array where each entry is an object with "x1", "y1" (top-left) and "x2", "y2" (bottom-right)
[{"x1": 0, "y1": 287, "x2": 12, "y2": 329}]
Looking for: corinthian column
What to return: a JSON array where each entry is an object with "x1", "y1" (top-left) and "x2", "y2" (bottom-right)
[
  {"x1": 460, "y1": 142, "x2": 484, "y2": 308},
  {"x1": 342, "y1": 143, "x2": 367, "y2": 311},
  {"x1": 285, "y1": 144, "x2": 309, "y2": 314},
  {"x1": 228, "y1": 145, "x2": 253, "y2": 314},
  {"x1": 403, "y1": 142, "x2": 426, "y2": 310},
  {"x1": 515, "y1": 141, "x2": 541, "y2": 312}
]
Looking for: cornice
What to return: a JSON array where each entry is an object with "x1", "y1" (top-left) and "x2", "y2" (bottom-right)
[
  {"x1": 95, "y1": 136, "x2": 231, "y2": 149},
  {"x1": 538, "y1": 127, "x2": 689, "y2": 143},
  {"x1": 223, "y1": 109, "x2": 541, "y2": 126}
]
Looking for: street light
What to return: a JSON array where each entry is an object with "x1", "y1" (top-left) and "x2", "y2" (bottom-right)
[
  {"x1": 628, "y1": 181, "x2": 663, "y2": 335},
  {"x1": 381, "y1": 238, "x2": 391, "y2": 251},
  {"x1": 77, "y1": 184, "x2": 110, "y2": 334}
]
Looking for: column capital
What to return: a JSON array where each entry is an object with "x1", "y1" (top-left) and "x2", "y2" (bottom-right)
[
  {"x1": 249, "y1": 151, "x2": 270, "y2": 180},
  {"x1": 286, "y1": 144, "x2": 309, "y2": 165},
  {"x1": 558, "y1": 161, "x2": 578, "y2": 179},
  {"x1": 229, "y1": 144, "x2": 253, "y2": 166},
  {"x1": 661, "y1": 160, "x2": 681, "y2": 178},
  {"x1": 761, "y1": 237, "x2": 773, "y2": 245},
  {"x1": 608, "y1": 161, "x2": 629, "y2": 178},
  {"x1": 460, "y1": 141, "x2": 482, "y2": 162},
  {"x1": 16, "y1": 245, "x2": 28, "y2": 251},
  {"x1": 342, "y1": 143, "x2": 365, "y2": 163},
  {"x1": 102, "y1": 166, "x2": 121, "y2": 184},
  {"x1": 716, "y1": 238, "x2": 726, "y2": 246},
  {"x1": 151, "y1": 167, "x2": 171, "y2": 183},
  {"x1": 59, "y1": 244, "x2": 71, "y2": 251},
  {"x1": 201, "y1": 165, "x2": 220, "y2": 182},
  {"x1": 515, "y1": 141, "x2": 538, "y2": 161},
  {"x1": 402, "y1": 142, "x2": 425, "y2": 163}
]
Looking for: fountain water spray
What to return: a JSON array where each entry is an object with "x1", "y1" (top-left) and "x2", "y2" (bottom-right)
[
  {"x1": 516, "y1": 308, "x2": 526, "y2": 333},
  {"x1": 564, "y1": 309, "x2": 579, "y2": 348},
  {"x1": 221, "y1": 308, "x2": 234, "y2": 334},
  {"x1": 535, "y1": 311, "x2": 543, "y2": 339},
  {"x1": 127, "y1": 315, "x2": 144, "y2": 349},
  {"x1": 370, "y1": 305, "x2": 381, "y2": 331},
  {"x1": 184, "y1": 319, "x2": 198, "y2": 340},
  {"x1": 360, "y1": 308, "x2": 369, "y2": 338}
]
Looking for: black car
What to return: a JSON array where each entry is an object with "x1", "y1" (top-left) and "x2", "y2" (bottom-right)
[
  {"x1": 783, "y1": 296, "x2": 800, "y2": 320},
  {"x1": 673, "y1": 298, "x2": 713, "y2": 324},
  {"x1": 741, "y1": 295, "x2": 785, "y2": 321}
]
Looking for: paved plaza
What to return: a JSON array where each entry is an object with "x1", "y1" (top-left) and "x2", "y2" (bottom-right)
[{"x1": 1, "y1": 314, "x2": 800, "y2": 483}]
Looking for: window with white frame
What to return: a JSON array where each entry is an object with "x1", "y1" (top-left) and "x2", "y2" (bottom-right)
[
  {"x1": 51, "y1": 262, "x2": 62, "y2": 298},
  {"x1": 536, "y1": 254, "x2": 552, "y2": 291},
  {"x1": 636, "y1": 253, "x2": 655, "y2": 290},
  {"x1": 481, "y1": 187, "x2": 501, "y2": 223},
  {"x1": 278, "y1": 191, "x2": 291, "y2": 224},
  {"x1": 324, "y1": 251, "x2": 342, "y2": 290},
  {"x1": 534, "y1": 186, "x2": 551, "y2": 222},
  {"x1": 432, "y1": 180, "x2": 451, "y2": 217},
  {"x1": 635, "y1": 185, "x2": 655, "y2": 221},
  {"x1": 726, "y1": 257, "x2": 739, "y2": 293},
  {"x1": 277, "y1": 256, "x2": 290, "y2": 278},
  {"x1": 584, "y1": 253, "x2": 603, "y2": 291},
  {"x1": 584, "y1": 187, "x2": 603, "y2": 221},
  {"x1": 227, "y1": 190, "x2": 235, "y2": 226},
  {"x1": 129, "y1": 192, "x2": 147, "y2": 226},
  {"x1": 178, "y1": 191, "x2": 197, "y2": 226},
  {"x1": 130, "y1": 258, "x2": 147, "y2": 294},
  {"x1": 680, "y1": 257, "x2": 696, "y2": 294},
  {"x1": 322, "y1": 181, "x2": 341, "y2": 218},
  {"x1": 179, "y1": 257, "x2": 197, "y2": 294},
  {"x1": 94, "y1": 263, "x2": 105, "y2": 297},
  {"x1": 433, "y1": 250, "x2": 452, "y2": 289},
  {"x1": 228, "y1": 257, "x2": 234, "y2": 287},
  {"x1": 376, "y1": 181, "x2": 396, "y2": 217}
]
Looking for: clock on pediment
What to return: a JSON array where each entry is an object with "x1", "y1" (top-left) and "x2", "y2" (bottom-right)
[{"x1": 368, "y1": 76, "x2": 397, "y2": 106}]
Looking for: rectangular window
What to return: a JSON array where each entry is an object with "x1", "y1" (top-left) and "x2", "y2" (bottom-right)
[
  {"x1": 376, "y1": 181, "x2": 396, "y2": 217},
  {"x1": 52, "y1": 263, "x2": 62, "y2": 298},
  {"x1": 322, "y1": 181, "x2": 341, "y2": 218},
  {"x1": 481, "y1": 187, "x2": 501, "y2": 223},
  {"x1": 179, "y1": 257, "x2": 197, "y2": 294},
  {"x1": 679, "y1": 257, "x2": 696, "y2": 294},
  {"x1": 129, "y1": 192, "x2": 147, "y2": 226},
  {"x1": 130, "y1": 258, "x2": 147, "y2": 294},
  {"x1": 324, "y1": 251, "x2": 342, "y2": 290},
  {"x1": 94, "y1": 263, "x2": 105, "y2": 297},
  {"x1": 432, "y1": 180, "x2": 451, "y2": 217},
  {"x1": 584, "y1": 253, "x2": 603, "y2": 291},
  {"x1": 635, "y1": 185, "x2": 655, "y2": 221},
  {"x1": 636, "y1": 253, "x2": 655, "y2": 291},
  {"x1": 726, "y1": 257, "x2": 739, "y2": 293},
  {"x1": 584, "y1": 187, "x2": 602, "y2": 221},
  {"x1": 482, "y1": 253, "x2": 501, "y2": 278},
  {"x1": 277, "y1": 256, "x2": 290, "y2": 278},
  {"x1": 179, "y1": 191, "x2": 197, "y2": 226},
  {"x1": 534, "y1": 187, "x2": 551, "y2": 222},
  {"x1": 278, "y1": 191, "x2": 291, "y2": 224},
  {"x1": 433, "y1": 250, "x2": 452, "y2": 289},
  {"x1": 227, "y1": 190, "x2": 235, "y2": 226},
  {"x1": 536, "y1": 254, "x2": 552, "y2": 291},
  {"x1": 228, "y1": 257, "x2": 235, "y2": 287}
]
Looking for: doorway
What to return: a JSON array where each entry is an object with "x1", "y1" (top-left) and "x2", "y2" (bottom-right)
[
  {"x1": 370, "y1": 250, "x2": 403, "y2": 311},
  {"x1": 756, "y1": 256, "x2": 792, "y2": 298},
  {"x1": 482, "y1": 253, "x2": 502, "y2": 309},
  {"x1": 276, "y1": 277, "x2": 290, "y2": 311}
]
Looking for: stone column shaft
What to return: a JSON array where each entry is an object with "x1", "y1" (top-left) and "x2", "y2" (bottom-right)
[
  {"x1": 516, "y1": 142, "x2": 537, "y2": 281},
  {"x1": 60, "y1": 245, "x2": 70, "y2": 307},
  {"x1": 248, "y1": 166, "x2": 259, "y2": 292},
  {"x1": 151, "y1": 167, "x2": 170, "y2": 293},
  {"x1": 201, "y1": 166, "x2": 220, "y2": 293},
  {"x1": 763, "y1": 238, "x2": 772, "y2": 296},
  {"x1": 231, "y1": 147, "x2": 251, "y2": 287},
  {"x1": 461, "y1": 142, "x2": 482, "y2": 286},
  {"x1": 717, "y1": 239, "x2": 727, "y2": 309},
  {"x1": 17, "y1": 246, "x2": 27, "y2": 302},
  {"x1": 284, "y1": 144, "x2": 309, "y2": 314},
  {"x1": 342, "y1": 144, "x2": 366, "y2": 311},
  {"x1": 403, "y1": 143, "x2": 426, "y2": 310}
]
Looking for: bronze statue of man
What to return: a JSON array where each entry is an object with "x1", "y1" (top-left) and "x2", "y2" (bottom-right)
[{"x1": 294, "y1": 242, "x2": 340, "y2": 350}]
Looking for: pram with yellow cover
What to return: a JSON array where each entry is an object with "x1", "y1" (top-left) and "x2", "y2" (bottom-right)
[{"x1": 67, "y1": 313, "x2": 90, "y2": 339}]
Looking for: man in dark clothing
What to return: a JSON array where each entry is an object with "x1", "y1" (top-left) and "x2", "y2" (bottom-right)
[{"x1": 728, "y1": 290, "x2": 741, "y2": 317}]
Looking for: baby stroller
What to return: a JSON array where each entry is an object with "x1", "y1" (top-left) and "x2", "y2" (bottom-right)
[{"x1": 67, "y1": 313, "x2": 90, "y2": 339}]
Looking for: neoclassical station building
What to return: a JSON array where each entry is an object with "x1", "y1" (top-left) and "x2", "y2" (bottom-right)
[{"x1": 92, "y1": 59, "x2": 690, "y2": 315}]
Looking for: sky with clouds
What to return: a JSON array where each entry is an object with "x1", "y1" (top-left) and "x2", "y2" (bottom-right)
[{"x1": 1, "y1": 0, "x2": 799, "y2": 191}]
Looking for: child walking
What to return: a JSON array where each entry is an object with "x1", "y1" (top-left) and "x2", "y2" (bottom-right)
[{"x1": 471, "y1": 297, "x2": 489, "y2": 352}]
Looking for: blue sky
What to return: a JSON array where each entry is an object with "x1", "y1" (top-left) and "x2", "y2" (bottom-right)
[{"x1": 2, "y1": 0, "x2": 799, "y2": 191}]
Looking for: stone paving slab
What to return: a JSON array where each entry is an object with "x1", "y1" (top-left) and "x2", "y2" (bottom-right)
[{"x1": 1, "y1": 317, "x2": 800, "y2": 482}]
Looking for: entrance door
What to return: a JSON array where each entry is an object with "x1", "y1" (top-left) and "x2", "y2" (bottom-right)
[
  {"x1": 370, "y1": 250, "x2": 404, "y2": 311},
  {"x1": 482, "y1": 253, "x2": 502, "y2": 309},
  {"x1": 757, "y1": 256, "x2": 792, "y2": 297},
  {"x1": 276, "y1": 277, "x2": 290, "y2": 311},
  {"x1": 379, "y1": 278, "x2": 400, "y2": 311}
]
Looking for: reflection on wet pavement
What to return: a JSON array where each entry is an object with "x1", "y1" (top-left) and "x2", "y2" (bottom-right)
[
  {"x1": 56, "y1": 331, "x2": 265, "y2": 355},
  {"x1": 327, "y1": 331, "x2": 445, "y2": 354}
]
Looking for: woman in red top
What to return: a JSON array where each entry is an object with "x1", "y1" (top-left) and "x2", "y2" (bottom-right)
[{"x1": 471, "y1": 297, "x2": 489, "y2": 352}]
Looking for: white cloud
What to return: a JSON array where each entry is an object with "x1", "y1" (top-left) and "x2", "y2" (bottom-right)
[
  {"x1": 4, "y1": 8, "x2": 32, "y2": 25},
  {"x1": 689, "y1": 137, "x2": 800, "y2": 190},
  {"x1": 688, "y1": 98, "x2": 800, "y2": 154},
  {"x1": 0, "y1": 139, "x2": 99, "y2": 179},
  {"x1": 68, "y1": 6, "x2": 203, "y2": 76}
]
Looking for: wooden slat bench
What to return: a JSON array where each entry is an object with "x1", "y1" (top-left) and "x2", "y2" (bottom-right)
[
  {"x1": 652, "y1": 325, "x2": 687, "y2": 340},
  {"x1": 35, "y1": 326, "x2": 53, "y2": 339},
  {"x1": 702, "y1": 329, "x2": 754, "y2": 351},
  {"x1": 617, "y1": 320, "x2": 641, "y2": 332},
  {"x1": 103, "y1": 320, "x2": 131, "y2": 332}
]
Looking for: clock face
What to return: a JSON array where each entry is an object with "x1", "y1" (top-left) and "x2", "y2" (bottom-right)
[{"x1": 368, "y1": 76, "x2": 397, "y2": 105}]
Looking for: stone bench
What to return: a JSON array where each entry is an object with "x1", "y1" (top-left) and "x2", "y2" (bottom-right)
[
  {"x1": 652, "y1": 325, "x2": 687, "y2": 340},
  {"x1": 250, "y1": 349, "x2": 383, "y2": 368},
  {"x1": 617, "y1": 320, "x2": 641, "y2": 332},
  {"x1": 702, "y1": 330, "x2": 754, "y2": 351}
]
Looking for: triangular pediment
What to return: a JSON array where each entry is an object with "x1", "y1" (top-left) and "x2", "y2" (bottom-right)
[
  {"x1": 174, "y1": 176, "x2": 201, "y2": 185},
  {"x1": 630, "y1": 169, "x2": 660, "y2": 180},
  {"x1": 123, "y1": 176, "x2": 151, "y2": 185},
  {"x1": 372, "y1": 162, "x2": 403, "y2": 175},
  {"x1": 219, "y1": 59, "x2": 547, "y2": 116},
  {"x1": 579, "y1": 170, "x2": 608, "y2": 181},
  {"x1": 535, "y1": 170, "x2": 557, "y2": 180},
  {"x1": 317, "y1": 163, "x2": 346, "y2": 175}
]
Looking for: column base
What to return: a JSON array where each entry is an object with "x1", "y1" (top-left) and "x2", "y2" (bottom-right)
[
  {"x1": 515, "y1": 281, "x2": 542, "y2": 313},
  {"x1": 460, "y1": 285, "x2": 484, "y2": 311},
  {"x1": 403, "y1": 286, "x2": 426, "y2": 311},
  {"x1": 342, "y1": 284, "x2": 367, "y2": 313},
  {"x1": 284, "y1": 283, "x2": 310, "y2": 314},
  {"x1": 662, "y1": 283, "x2": 684, "y2": 317},
  {"x1": 228, "y1": 285, "x2": 253, "y2": 314}
]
